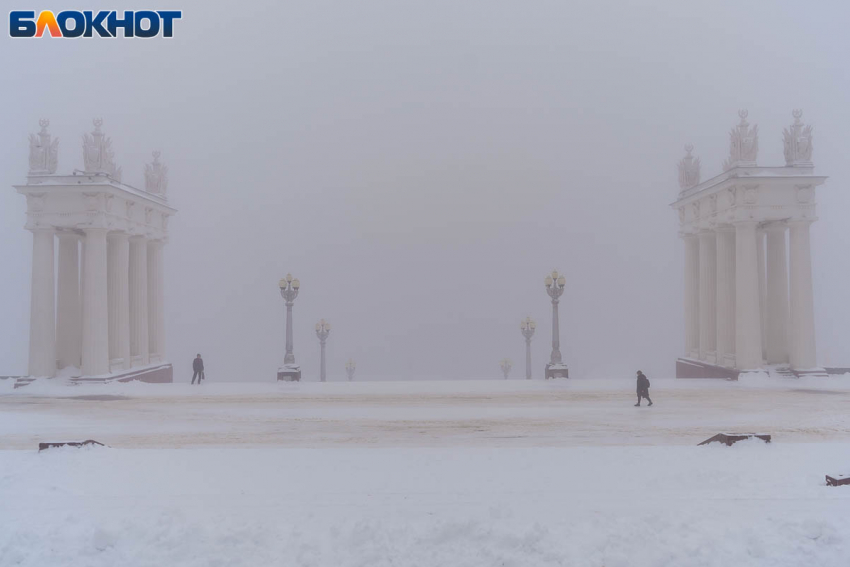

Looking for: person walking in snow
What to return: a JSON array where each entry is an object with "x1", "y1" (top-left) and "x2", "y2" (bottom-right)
[
  {"x1": 191, "y1": 354, "x2": 205, "y2": 384},
  {"x1": 635, "y1": 370, "x2": 652, "y2": 406}
]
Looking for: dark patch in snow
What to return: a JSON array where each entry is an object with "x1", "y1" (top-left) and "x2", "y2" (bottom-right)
[
  {"x1": 790, "y1": 389, "x2": 845, "y2": 396},
  {"x1": 63, "y1": 395, "x2": 131, "y2": 401}
]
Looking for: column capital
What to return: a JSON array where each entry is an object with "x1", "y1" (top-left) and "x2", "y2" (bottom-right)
[
  {"x1": 56, "y1": 230, "x2": 79, "y2": 240},
  {"x1": 27, "y1": 226, "x2": 55, "y2": 234},
  {"x1": 82, "y1": 226, "x2": 109, "y2": 235},
  {"x1": 108, "y1": 231, "x2": 131, "y2": 242},
  {"x1": 787, "y1": 218, "x2": 814, "y2": 228},
  {"x1": 762, "y1": 222, "x2": 788, "y2": 233},
  {"x1": 680, "y1": 232, "x2": 698, "y2": 240},
  {"x1": 129, "y1": 234, "x2": 147, "y2": 242},
  {"x1": 733, "y1": 219, "x2": 759, "y2": 228},
  {"x1": 714, "y1": 224, "x2": 735, "y2": 233}
]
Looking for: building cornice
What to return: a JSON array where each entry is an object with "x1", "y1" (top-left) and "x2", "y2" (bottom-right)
[
  {"x1": 671, "y1": 165, "x2": 827, "y2": 208},
  {"x1": 15, "y1": 173, "x2": 176, "y2": 214}
]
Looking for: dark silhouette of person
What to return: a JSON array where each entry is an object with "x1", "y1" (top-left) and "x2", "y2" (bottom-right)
[
  {"x1": 635, "y1": 370, "x2": 652, "y2": 406},
  {"x1": 192, "y1": 354, "x2": 204, "y2": 384}
]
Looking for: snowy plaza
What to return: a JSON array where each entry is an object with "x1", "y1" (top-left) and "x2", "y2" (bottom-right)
[{"x1": 2, "y1": 378, "x2": 850, "y2": 566}]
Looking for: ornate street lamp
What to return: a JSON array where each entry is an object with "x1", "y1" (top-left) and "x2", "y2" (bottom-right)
[
  {"x1": 520, "y1": 316, "x2": 536, "y2": 380},
  {"x1": 345, "y1": 358, "x2": 356, "y2": 381},
  {"x1": 315, "y1": 319, "x2": 331, "y2": 382},
  {"x1": 499, "y1": 358, "x2": 512, "y2": 379},
  {"x1": 277, "y1": 274, "x2": 301, "y2": 381},
  {"x1": 544, "y1": 270, "x2": 569, "y2": 379}
]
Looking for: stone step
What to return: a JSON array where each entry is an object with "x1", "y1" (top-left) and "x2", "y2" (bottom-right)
[
  {"x1": 13, "y1": 376, "x2": 36, "y2": 389},
  {"x1": 11, "y1": 364, "x2": 172, "y2": 389}
]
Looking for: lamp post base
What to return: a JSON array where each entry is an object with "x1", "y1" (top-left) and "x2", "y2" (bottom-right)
[
  {"x1": 545, "y1": 362, "x2": 569, "y2": 379},
  {"x1": 277, "y1": 365, "x2": 301, "y2": 382}
]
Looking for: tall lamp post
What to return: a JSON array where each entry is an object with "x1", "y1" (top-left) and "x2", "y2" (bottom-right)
[
  {"x1": 345, "y1": 358, "x2": 355, "y2": 381},
  {"x1": 277, "y1": 274, "x2": 301, "y2": 381},
  {"x1": 520, "y1": 316, "x2": 536, "y2": 379},
  {"x1": 499, "y1": 358, "x2": 512, "y2": 379},
  {"x1": 544, "y1": 270, "x2": 569, "y2": 379},
  {"x1": 315, "y1": 319, "x2": 331, "y2": 382}
]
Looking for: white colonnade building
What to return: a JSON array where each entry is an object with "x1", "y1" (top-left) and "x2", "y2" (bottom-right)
[
  {"x1": 15, "y1": 119, "x2": 175, "y2": 386},
  {"x1": 674, "y1": 110, "x2": 827, "y2": 379}
]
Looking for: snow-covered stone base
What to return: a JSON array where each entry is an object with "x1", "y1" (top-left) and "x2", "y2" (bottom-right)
[
  {"x1": 544, "y1": 362, "x2": 569, "y2": 379},
  {"x1": 676, "y1": 357, "x2": 740, "y2": 379},
  {"x1": 277, "y1": 364, "x2": 301, "y2": 382},
  {"x1": 736, "y1": 369, "x2": 771, "y2": 382},
  {"x1": 793, "y1": 367, "x2": 830, "y2": 378}
]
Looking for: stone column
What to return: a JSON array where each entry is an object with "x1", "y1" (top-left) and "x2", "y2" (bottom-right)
[
  {"x1": 765, "y1": 224, "x2": 790, "y2": 364},
  {"x1": 107, "y1": 236, "x2": 119, "y2": 363},
  {"x1": 109, "y1": 233, "x2": 132, "y2": 370},
  {"x1": 698, "y1": 231, "x2": 717, "y2": 363},
  {"x1": 28, "y1": 228, "x2": 56, "y2": 378},
  {"x1": 715, "y1": 227, "x2": 736, "y2": 367},
  {"x1": 147, "y1": 240, "x2": 165, "y2": 362},
  {"x1": 80, "y1": 242, "x2": 86, "y2": 321},
  {"x1": 56, "y1": 233, "x2": 81, "y2": 370},
  {"x1": 788, "y1": 220, "x2": 817, "y2": 369},
  {"x1": 734, "y1": 221, "x2": 763, "y2": 370},
  {"x1": 756, "y1": 230, "x2": 767, "y2": 361},
  {"x1": 129, "y1": 236, "x2": 149, "y2": 366},
  {"x1": 81, "y1": 228, "x2": 110, "y2": 376},
  {"x1": 683, "y1": 234, "x2": 700, "y2": 358}
]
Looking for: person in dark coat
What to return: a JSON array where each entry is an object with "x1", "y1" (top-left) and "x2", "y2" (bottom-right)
[
  {"x1": 635, "y1": 370, "x2": 652, "y2": 406},
  {"x1": 191, "y1": 354, "x2": 204, "y2": 384}
]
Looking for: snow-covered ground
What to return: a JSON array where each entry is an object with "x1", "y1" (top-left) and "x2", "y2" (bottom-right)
[
  {"x1": 2, "y1": 378, "x2": 850, "y2": 448},
  {"x1": 2, "y1": 379, "x2": 850, "y2": 566}
]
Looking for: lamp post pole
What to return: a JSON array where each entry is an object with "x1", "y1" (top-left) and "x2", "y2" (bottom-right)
[
  {"x1": 520, "y1": 316, "x2": 536, "y2": 380},
  {"x1": 345, "y1": 358, "x2": 355, "y2": 381},
  {"x1": 277, "y1": 274, "x2": 301, "y2": 381},
  {"x1": 315, "y1": 319, "x2": 331, "y2": 382},
  {"x1": 499, "y1": 358, "x2": 512, "y2": 380},
  {"x1": 544, "y1": 270, "x2": 567, "y2": 379}
]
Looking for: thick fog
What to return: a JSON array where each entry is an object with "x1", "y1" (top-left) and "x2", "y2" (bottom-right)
[{"x1": 1, "y1": 0, "x2": 848, "y2": 381}]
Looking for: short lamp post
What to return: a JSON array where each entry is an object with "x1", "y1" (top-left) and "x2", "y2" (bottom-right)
[
  {"x1": 345, "y1": 358, "x2": 356, "y2": 381},
  {"x1": 277, "y1": 274, "x2": 301, "y2": 381},
  {"x1": 544, "y1": 270, "x2": 569, "y2": 379},
  {"x1": 499, "y1": 358, "x2": 512, "y2": 379},
  {"x1": 520, "y1": 316, "x2": 536, "y2": 380},
  {"x1": 315, "y1": 319, "x2": 331, "y2": 382}
]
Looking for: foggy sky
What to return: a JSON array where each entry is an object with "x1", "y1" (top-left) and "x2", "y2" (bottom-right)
[{"x1": 1, "y1": 0, "x2": 848, "y2": 381}]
